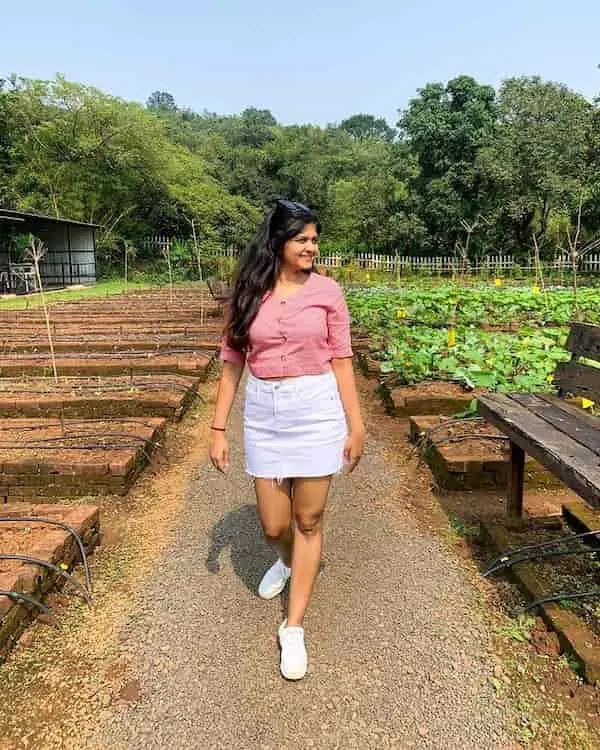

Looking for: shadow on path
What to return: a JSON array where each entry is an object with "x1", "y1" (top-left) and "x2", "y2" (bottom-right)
[{"x1": 205, "y1": 503, "x2": 274, "y2": 593}]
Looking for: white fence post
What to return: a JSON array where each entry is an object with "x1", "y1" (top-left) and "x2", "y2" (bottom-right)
[{"x1": 139, "y1": 240, "x2": 600, "y2": 276}]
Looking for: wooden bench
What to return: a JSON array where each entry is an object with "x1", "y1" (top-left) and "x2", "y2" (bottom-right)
[
  {"x1": 477, "y1": 322, "x2": 600, "y2": 518},
  {"x1": 206, "y1": 277, "x2": 232, "y2": 303}
]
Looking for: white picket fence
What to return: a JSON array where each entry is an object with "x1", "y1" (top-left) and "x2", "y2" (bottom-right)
[{"x1": 141, "y1": 238, "x2": 600, "y2": 274}]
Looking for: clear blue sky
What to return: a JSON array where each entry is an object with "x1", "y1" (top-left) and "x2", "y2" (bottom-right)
[{"x1": 1, "y1": 0, "x2": 599, "y2": 126}]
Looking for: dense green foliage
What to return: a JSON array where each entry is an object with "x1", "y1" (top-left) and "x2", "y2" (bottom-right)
[
  {"x1": 346, "y1": 284, "x2": 600, "y2": 391},
  {"x1": 1, "y1": 73, "x2": 599, "y2": 267}
]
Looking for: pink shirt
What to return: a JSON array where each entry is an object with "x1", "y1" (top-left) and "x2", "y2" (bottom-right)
[{"x1": 219, "y1": 272, "x2": 353, "y2": 378}]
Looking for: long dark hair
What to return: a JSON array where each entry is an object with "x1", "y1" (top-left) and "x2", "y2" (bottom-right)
[{"x1": 225, "y1": 199, "x2": 320, "y2": 352}]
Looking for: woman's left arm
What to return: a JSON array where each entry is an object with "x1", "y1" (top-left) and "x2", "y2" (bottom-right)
[
  {"x1": 327, "y1": 282, "x2": 366, "y2": 472},
  {"x1": 331, "y1": 358, "x2": 365, "y2": 472}
]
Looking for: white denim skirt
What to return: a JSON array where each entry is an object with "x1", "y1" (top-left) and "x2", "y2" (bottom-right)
[{"x1": 244, "y1": 370, "x2": 348, "y2": 481}]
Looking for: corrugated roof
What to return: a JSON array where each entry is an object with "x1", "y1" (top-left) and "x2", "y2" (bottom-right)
[{"x1": 0, "y1": 208, "x2": 101, "y2": 229}]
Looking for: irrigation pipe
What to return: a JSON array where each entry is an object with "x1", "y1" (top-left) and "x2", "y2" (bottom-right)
[
  {"x1": 0, "y1": 555, "x2": 93, "y2": 604},
  {"x1": 425, "y1": 417, "x2": 484, "y2": 438},
  {"x1": 0, "y1": 418, "x2": 161, "y2": 432},
  {"x1": 520, "y1": 589, "x2": 600, "y2": 613},
  {"x1": 432, "y1": 434, "x2": 511, "y2": 448},
  {"x1": 483, "y1": 529, "x2": 600, "y2": 577},
  {"x1": 0, "y1": 348, "x2": 214, "y2": 361},
  {"x1": 0, "y1": 516, "x2": 92, "y2": 592},
  {"x1": 0, "y1": 590, "x2": 52, "y2": 617},
  {"x1": 485, "y1": 544, "x2": 599, "y2": 575}
]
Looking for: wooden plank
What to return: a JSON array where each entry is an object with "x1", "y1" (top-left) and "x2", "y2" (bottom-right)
[
  {"x1": 510, "y1": 393, "x2": 600, "y2": 458},
  {"x1": 566, "y1": 323, "x2": 600, "y2": 362},
  {"x1": 537, "y1": 394, "x2": 600, "y2": 434},
  {"x1": 555, "y1": 361, "x2": 600, "y2": 403},
  {"x1": 477, "y1": 393, "x2": 600, "y2": 508},
  {"x1": 562, "y1": 500, "x2": 600, "y2": 548},
  {"x1": 508, "y1": 442, "x2": 525, "y2": 518}
]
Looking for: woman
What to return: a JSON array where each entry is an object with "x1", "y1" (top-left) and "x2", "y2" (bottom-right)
[{"x1": 209, "y1": 199, "x2": 365, "y2": 680}]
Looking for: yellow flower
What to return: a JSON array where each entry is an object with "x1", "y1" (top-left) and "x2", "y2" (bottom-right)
[
  {"x1": 447, "y1": 328, "x2": 456, "y2": 347},
  {"x1": 366, "y1": 273, "x2": 371, "y2": 282},
  {"x1": 404, "y1": 361, "x2": 412, "y2": 367},
  {"x1": 581, "y1": 398, "x2": 595, "y2": 410},
  {"x1": 546, "y1": 373, "x2": 554, "y2": 384},
  {"x1": 494, "y1": 278, "x2": 502, "y2": 287},
  {"x1": 396, "y1": 308, "x2": 407, "y2": 320},
  {"x1": 532, "y1": 285, "x2": 540, "y2": 296}
]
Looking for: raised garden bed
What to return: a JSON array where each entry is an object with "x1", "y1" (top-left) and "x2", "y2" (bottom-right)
[
  {"x1": 0, "y1": 333, "x2": 220, "y2": 354},
  {"x1": 410, "y1": 415, "x2": 560, "y2": 490},
  {"x1": 481, "y1": 517, "x2": 600, "y2": 684},
  {"x1": 383, "y1": 380, "x2": 480, "y2": 417},
  {"x1": 7, "y1": 322, "x2": 223, "y2": 337},
  {"x1": 0, "y1": 417, "x2": 166, "y2": 498},
  {"x1": 0, "y1": 351, "x2": 213, "y2": 379},
  {"x1": 0, "y1": 503, "x2": 100, "y2": 662},
  {"x1": 0, "y1": 375, "x2": 201, "y2": 420}
]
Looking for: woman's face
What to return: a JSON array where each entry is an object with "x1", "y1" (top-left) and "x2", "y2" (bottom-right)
[{"x1": 280, "y1": 223, "x2": 319, "y2": 273}]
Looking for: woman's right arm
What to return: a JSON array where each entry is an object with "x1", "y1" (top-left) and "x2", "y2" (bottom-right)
[{"x1": 209, "y1": 360, "x2": 245, "y2": 473}]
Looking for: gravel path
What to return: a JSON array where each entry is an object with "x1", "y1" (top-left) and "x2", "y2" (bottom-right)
[{"x1": 91, "y1": 387, "x2": 513, "y2": 750}]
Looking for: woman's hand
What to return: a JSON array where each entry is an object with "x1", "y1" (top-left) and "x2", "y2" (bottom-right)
[
  {"x1": 343, "y1": 428, "x2": 365, "y2": 473},
  {"x1": 209, "y1": 431, "x2": 230, "y2": 473}
]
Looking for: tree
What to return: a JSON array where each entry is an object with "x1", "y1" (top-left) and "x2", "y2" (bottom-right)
[
  {"x1": 339, "y1": 114, "x2": 396, "y2": 143},
  {"x1": 398, "y1": 75, "x2": 497, "y2": 253},
  {"x1": 146, "y1": 91, "x2": 177, "y2": 112},
  {"x1": 479, "y1": 76, "x2": 593, "y2": 252}
]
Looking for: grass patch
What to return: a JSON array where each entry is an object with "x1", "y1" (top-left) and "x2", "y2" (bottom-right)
[{"x1": 0, "y1": 279, "x2": 160, "y2": 309}]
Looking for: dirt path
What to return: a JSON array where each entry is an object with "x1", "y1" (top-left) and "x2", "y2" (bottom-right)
[{"x1": 81, "y1": 380, "x2": 516, "y2": 750}]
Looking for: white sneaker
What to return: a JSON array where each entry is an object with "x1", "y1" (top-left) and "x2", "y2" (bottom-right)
[
  {"x1": 258, "y1": 558, "x2": 291, "y2": 600},
  {"x1": 278, "y1": 620, "x2": 307, "y2": 680}
]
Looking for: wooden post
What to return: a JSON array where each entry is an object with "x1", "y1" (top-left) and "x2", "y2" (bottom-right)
[{"x1": 507, "y1": 441, "x2": 525, "y2": 518}]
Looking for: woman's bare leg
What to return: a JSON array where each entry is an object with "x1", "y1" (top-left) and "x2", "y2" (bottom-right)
[
  {"x1": 287, "y1": 475, "x2": 331, "y2": 626},
  {"x1": 254, "y1": 478, "x2": 294, "y2": 566}
]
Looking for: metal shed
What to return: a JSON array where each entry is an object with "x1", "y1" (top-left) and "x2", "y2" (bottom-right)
[{"x1": 0, "y1": 209, "x2": 99, "y2": 292}]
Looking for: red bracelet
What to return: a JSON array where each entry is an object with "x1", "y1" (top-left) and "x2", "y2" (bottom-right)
[{"x1": 211, "y1": 426, "x2": 226, "y2": 431}]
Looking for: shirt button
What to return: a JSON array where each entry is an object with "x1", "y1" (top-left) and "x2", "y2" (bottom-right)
[
  {"x1": 282, "y1": 336, "x2": 287, "y2": 342},
  {"x1": 281, "y1": 300, "x2": 286, "y2": 305},
  {"x1": 281, "y1": 355, "x2": 286, "y2": 361}
]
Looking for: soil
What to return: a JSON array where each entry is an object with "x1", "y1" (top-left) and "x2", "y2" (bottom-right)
[
  {"x1": 0, "y1": 352, "x2": 213, "y2": 379},
  {"x1": 387, "y1": 379, "x2": 483, "y2": 417},
  {"x1": 0, "y1": 417, "x2": 164, "y2": 466},
  {"x1": 422, "y1": 416, "x2": 509, "y2": 461},
  {"x1": 0, "y1": 374, "x2": 198, "y2": 398},
  {"x1": 0, "y1": 526, "x2": 67, "y2": 574}
]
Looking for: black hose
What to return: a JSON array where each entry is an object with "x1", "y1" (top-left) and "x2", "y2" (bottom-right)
[
  {"x1": 0, "y1": 348, "x2": 214, "y2": 361},
  {"x1": 0, "y1": 418, "x2": 160, "y2": 432},
  {"x1": 0, "y1": 516, "x2": 92, "y2": 592},
  {"x1": 0, "y1": 555, "x2": 92, "y2": 604},
  {"x1": 484, "y1": 544, "x2": 599, "y2": 576},
  {"x1": 521, "y1": 589, "x2": 600, "y2": 613},
  {"x1": 432, "y1": 434, "x2": 511, "y2": 448},
  {"x1": 483, "y1": 528, "x2": 600, "y2": 577},
  {"x1": 0, "y1": 442, "x2": 157, "y2": 452},
  {"x1": 0, "y1": 590, "x2": 52, "y2": 616},
  {"x1": 425, "y1": 417, "x2": 484, "y2": 439}
]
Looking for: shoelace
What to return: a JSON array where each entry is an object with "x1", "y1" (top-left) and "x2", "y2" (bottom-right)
[{"x1": 282, "y1": 627, "x2": 304, "y2": 645}]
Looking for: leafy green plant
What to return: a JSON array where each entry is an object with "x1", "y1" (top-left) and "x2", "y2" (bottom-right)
[{"x1": 497, "y1": 615, "x2": 536, "y2": 643}]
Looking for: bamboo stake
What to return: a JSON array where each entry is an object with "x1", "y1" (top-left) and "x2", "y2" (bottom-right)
[{"x1": 26, "y1": 236, "x2": 58, "y2": 383}]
